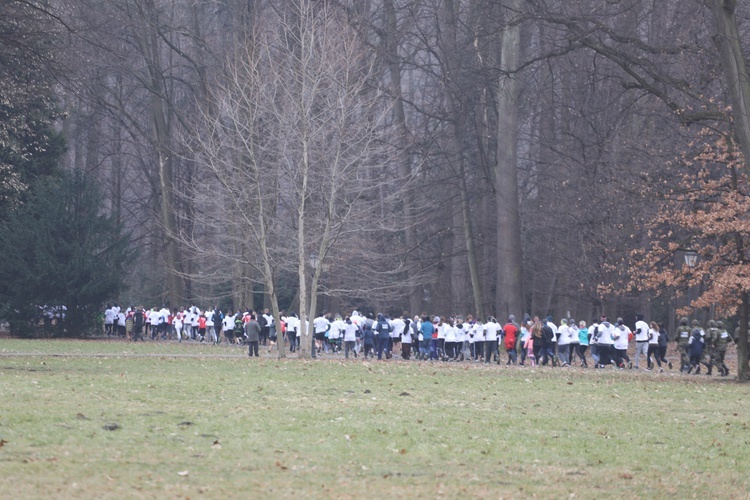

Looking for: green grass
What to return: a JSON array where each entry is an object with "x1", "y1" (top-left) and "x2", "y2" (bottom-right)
[{"x1": 1, "y1": 339, "x2": 749, "y2": 498}]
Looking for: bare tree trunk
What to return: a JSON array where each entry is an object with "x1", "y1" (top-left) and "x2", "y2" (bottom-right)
[
  {"x1": 707, "y1": 0, "x2": 750, "y2": 380},
  {"x1": 144, "y1": 0, "x2": 183, "y2": 309},
  {"x1": 708, "y1": 0, "x2": 750, "y2": 174},
  {"x1": 383, "y1": 0, "x2": 421, "y2": 313},
  {"x1": 495, "y1": 0, "x2": 524, "y2": 320}
]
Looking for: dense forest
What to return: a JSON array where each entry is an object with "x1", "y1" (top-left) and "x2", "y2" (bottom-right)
[{"x1": 2, "y1": 0, "x2": 750, "y2": 370}]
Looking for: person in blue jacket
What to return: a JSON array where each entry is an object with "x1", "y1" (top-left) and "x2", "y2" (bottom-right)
[
  {"x1": 374, "y1": 313, "x2": 392, "y2": 360},
  {"x1": 687, "y1": 327, "x2": 705, "y2": 374}
]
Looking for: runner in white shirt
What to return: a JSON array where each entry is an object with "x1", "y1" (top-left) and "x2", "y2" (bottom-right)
[
  {"x1": 391, "y1": 315, "x2": 405, "y2": 357},
  {"x1": 596, "y1": 318, "x2": 615, "y2": 368},
  {"x1": 612, "y1": 318, "x2": 632, "y2": 369},
  {"x1": 205, "y1": 312, "x2": 216, "y2": 344},
  {"x1": 634, "y1": 314, "x2": 650, "y2": 369},
  {"x1": 283, "y1": 314, "x2": 300, "y2": 353},
  {"x1": 483, "y1": 317, "x2": 500, "y2": 364},
  {"x1": 174, "y1": 311, "x2": 184, "y2": 342},
  {"x1": 148, "y1": 308, "x2": 161, "y2": 340},
  {"x1": 472, "y1": 319, "x2": 484, "y2": 362},
  {"x1": 400, "y1": 316, "x2": 413, "y2": 360},
  {"x1": 104, "y1": 306, "x2": 115, "y2": 336},
  {"x1": 223, "y1": 312, "x2": 236, "y2": 344},
  {"x1": 329, "y1": 315, "x2": 346, "y2": 353},
  {"x1": 191, "y1": 309, "x2": 200, "y2": 341},
  {"x1": 342, "y1": 317, "x2": 359, "y2": 359},
  {"x1": 443, "y1": 319, "x2": 458, "y2": 360},
  {"x1": 557, "y1": 319, "x2": 571, "y2": 367},
  {"x1": 436, "y1": 318, "x2": 446, "y2": 360},
  {"x1": 313, "y1": 314, "x2": 331, "y2": 354},
  {"x1": 646, "y1": 321, "x2": 662, "y2": 371}
]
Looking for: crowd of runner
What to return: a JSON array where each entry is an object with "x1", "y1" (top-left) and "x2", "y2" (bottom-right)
[{"x1": 103, "y1": 305, "x2": 735, "y2": 376}]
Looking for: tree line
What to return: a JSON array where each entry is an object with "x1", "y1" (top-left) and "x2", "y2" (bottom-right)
[{"x1": 1, "y1": 0, "x2": 749, "y2": 376}]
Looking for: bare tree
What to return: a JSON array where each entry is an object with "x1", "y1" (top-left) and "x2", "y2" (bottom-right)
[{"x1": 183, "y1": 0, "x2": 410, "y2": 358}]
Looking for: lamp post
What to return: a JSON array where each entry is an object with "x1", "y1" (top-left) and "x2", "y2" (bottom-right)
[
  {"x1": 684, "y1": 250, "x2": 698, "y2": 268},
  {"x1": 309, "y1": 253, "x2": 319, "y2": 359},
  {"x1": 684, "y1": 250, "x2": 698, "y2": 321}
]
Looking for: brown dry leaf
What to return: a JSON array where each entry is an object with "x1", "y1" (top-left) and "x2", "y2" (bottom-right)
[
  {"x1": 0, "y1": 440, "x2": 6, "y2": 448},
  {"x1": 275, "y1": 461, "x2": 288, "y2": 470},
  {"x1": 619, "y1": 473, "x2": 633, "y2": 480},
  {"x1": 399, "y1": 449, "x2": 407, "y2": 455}
]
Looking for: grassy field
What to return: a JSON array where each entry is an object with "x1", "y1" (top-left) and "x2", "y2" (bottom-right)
[{"x1": 1, "y1": 339, "x2": 749, "y2": 498}]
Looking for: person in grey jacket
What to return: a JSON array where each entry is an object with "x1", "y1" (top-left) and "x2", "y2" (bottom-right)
[{"x1": 245, "y1": 314, "x2": 262, "y2": 357}]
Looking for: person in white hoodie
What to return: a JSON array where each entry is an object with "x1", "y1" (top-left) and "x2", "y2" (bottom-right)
[
  {"x1": 342, "y1": 317, "x2": 359, "y2": 359},
  {"x1": 443, "y1": 318, "x2": 457, "y2": 360},
  {"x1": 557, "y1": 319, "x2": 571, "y2": 367},
  {"x1": 633, "y1": 314, "x2": 650, "y2": 369},
  {"x1": 596, "y1": 318, "x2": 615, "y2": 368},
  {"x1": 612, "y1": 318, "x2": 632, "y2": 369},
  {"x1": 483, "y1": 317, "x2": 501, "y2": 364}
]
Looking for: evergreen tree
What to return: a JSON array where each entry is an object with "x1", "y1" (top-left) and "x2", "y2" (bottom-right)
[{"x1": 0, "y1": 170, "x2": 133, "y2": 336}]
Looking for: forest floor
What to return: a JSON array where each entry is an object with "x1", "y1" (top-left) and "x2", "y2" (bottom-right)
[{"x1": 1, "y1": 338, "x2": 748, "y2": 498}]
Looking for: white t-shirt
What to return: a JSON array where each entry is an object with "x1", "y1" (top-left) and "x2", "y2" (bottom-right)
[
  {"x1": 436, "y1": 323, "x2": 445, "y2": 339},
  {"x1": 588, "y1": 323, "x2": 599, "y2": 344},
  {"x1": 284, "y1": 316, "x2": 300, "y2": 336},
  {"x1": 104, "y1": 308, "x2": 115, "y2": 325},
  {"x1": 313, "y1": 316, "x2": 330, "y2": 334},
  {"x1": 569, "y1": 325, "x2": 579, "y2": 344},
  {"x1": 223, "y1": 314, "x2": 235, "y2": 331},
  {"x1": 328, "y1": 319, "x2": 344, "y2": 339},
  {"x1": 343, "y1": 323, "x2": 358, "y2": 342},
  {"x1": 472, "y1": 322, "x2": 484, "y2": 341},
  {"x1": 547, "y1": 322, "x2": 558, "y2": 343},
  {"x1": 391, "y1": 318, "x2": 405, "y2": 338},
  {"x1": 263, "y1": 313, "x2": 274, "y2": 328},
  {"x1": 635, "y1": 320, "x2": 650, "y2": 342},
  {"x1": 401, "y1": 322, "x2": 413, "y2": 344},
  {"x1": 598, "y1": 323, "x2": 614, "y2": 345},
  {"x1": 484, "y1": 321, "x2": 500, "y2": 342},
  {"x1": 454, "y1": 324, "x2": 465, "y2": 343},
  {"x1": 557, "y1": 325, "x2": 571, "y2": 346},
  {"x1": 149, "y1": 310, "x2": 160, "y2": 326},
  {"x1": 444, "y1": 325, "x2": 457, "y2": 342},
  {"x1": 613, "y1": 325, "x2": 631, "y2": 350},
  {"x1": 648, "y1": 328, "x2": 659, "y2": 345}
]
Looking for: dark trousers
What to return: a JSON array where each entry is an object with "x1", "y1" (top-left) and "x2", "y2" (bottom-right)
[
  {"x1": 484, "y1": 340, "x2": 498, "y2": 363},
  {"x1": 376, "y1": 335, "x2": 389, "y2": 359},
  {"x1": 345, "y1": 340, "x2": 357, "y2": 358},
  {"x1": 647, "y1": 344, "x2": 661, "y2": 368},
  {"x1": 444, "y1": 341, "x2": 457, "y2": 359},
  {"x1": 363, "y1": 344, "x2": 374, "y2": 358},
  {"x1": 576, "y1": 344, "x2": 588, "y2": 366},
  {"x1": 401, "y1": 343, "x2": 411, "y2": 360},
  {"x1": 598, "y1": 344, "x2": 613, "y2": 366},
  {"x1": 248, "y1": 341, "x2": 259, "y2": 357},
  {"x1": 506, "y1": 347, "x2": 517, "y2": 364},
  {"x1": 474, "y1": 341, "x2": 484, "y2": 361},
  {"x1": 288, "y1": 332, "x2": 297, "y2": 352},
  {"x1": 613, "y1": 348, "x2": 629, "y2": 367},
  {"x1": 533, "y1": 340, "x2": 542, "y2": 363}
]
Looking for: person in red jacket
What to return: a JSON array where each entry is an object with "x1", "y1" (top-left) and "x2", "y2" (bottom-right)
[{"x1": 503, "y1": 316, "x2": 519, "y2": 365}]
